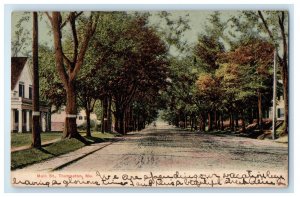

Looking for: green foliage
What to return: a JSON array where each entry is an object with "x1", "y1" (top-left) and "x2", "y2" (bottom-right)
[
  {"x1": 39, "y1": 44, "x2": 66, "y2": 110},
  {"x1": 11, "y1": 12, "x2": 31, "y2": 56},
  {"x1": 77, "y1": 119, "x2": 97, "y2": 131},
  {"x1": 155, "y1": 11, "x2": 191, "y2": 53}
]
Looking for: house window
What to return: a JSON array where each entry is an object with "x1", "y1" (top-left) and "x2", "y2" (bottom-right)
[
  {"x1": 277, "y1": 108, "x2": 284, "y2": 118},
  {"x1": 79, "y1": 116, "x2": 82, "y2": 120},
  {"x1": 29, "y1": 86, "x2": 32, "y2": 99},
  {"x1": 84, "y1": 116, "x2": 87, "y2": 120},
  {"x1": 19, "y1": 82, "x2": 25, "y2": 98}
]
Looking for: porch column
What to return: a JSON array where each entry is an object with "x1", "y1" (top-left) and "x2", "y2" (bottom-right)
[
  {"x1": 29, "y1": 110, "x2": 32, "y2": 131},
  {"x1": 18, "y1": 109, "x2": 22, "y2": 133},
  {"x1": 40, "y1": 112, "x2": 43, "y2": 132},
  {"x1": 41, "y1": 112, "x2": 46, "y2": 132},
  {"x1": 26, "y1": 110, "x2": 30, "y2": 132},
  {"x1": 43, "y1": 112, "x2": 47, "y2": 131},
  {"x1": 47, "y1": 111, "x2": 51, "y2": 132},
  {"x1": 44, "y1": 112, "x2": 48, "y2": 131},
  {"x1": 11, "y1": 109, "x2": 14, "y2": 132},
  {"x1": 45, "y1": 112, "x2": 51, "y2": 131}
]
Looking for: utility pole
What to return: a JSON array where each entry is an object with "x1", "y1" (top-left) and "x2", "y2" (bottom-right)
[
  {"x1": 272, "y1": 50, "x2": 277, "y2": 140},
  {"x1": 32, "y1": 12, "x2": 41, "y2": 148}
]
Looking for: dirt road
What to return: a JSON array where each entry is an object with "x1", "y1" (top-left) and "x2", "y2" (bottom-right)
[{"x1": 12, "y1": 121, "x2": 288, "y2": 180}]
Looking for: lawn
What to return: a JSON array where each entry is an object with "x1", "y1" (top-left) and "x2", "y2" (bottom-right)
[
  {"x1": 11, "y1": 138, "x2": 85, "y2": 170},
  {"x1": 11, "y1": 131, "x2": 119, "y2": 170},
  {"x1": 11, "y1": 132, "x2": 62, "y2": 148}
]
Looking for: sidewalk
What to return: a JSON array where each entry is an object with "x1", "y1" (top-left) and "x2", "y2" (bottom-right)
[
  {"x1": 11, "y1": 138, "x2": 61, "y2": 153},
  {"x1": 12, "y1": 138, "x2": 123, "y2": 172}
]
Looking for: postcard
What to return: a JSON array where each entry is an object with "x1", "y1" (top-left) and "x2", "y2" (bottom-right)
[{"x1": 10, "y1": 10, "x2": 289, "y2": 188}]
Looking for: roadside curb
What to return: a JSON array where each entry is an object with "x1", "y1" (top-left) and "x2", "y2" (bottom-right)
[{"x1": 50, "y1": 137, "x2": 124, "y2": 171}]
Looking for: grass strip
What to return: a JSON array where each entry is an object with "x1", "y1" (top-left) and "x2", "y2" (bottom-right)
[{"x1": 11, "y1": 131, "x2": 119, "y2": 170}]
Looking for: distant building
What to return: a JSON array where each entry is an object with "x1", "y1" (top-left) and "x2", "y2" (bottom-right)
[
  {"x1": 51, "y1": 106, "x2": 98, "y2": 131},
  {"x1": 268, "y1": 95, "x2": 285, "y2": 120},
  {"x1": 11, "y1": 57, "x2": 50, "y2": 132},
  {"x1": 267, "y1": 80, "x2": 285, "y2": 120}
]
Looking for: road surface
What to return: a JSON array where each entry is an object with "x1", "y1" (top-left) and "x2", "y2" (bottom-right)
[{"x1": 13, "y1": 121, "x2": 288, "y2": 176}]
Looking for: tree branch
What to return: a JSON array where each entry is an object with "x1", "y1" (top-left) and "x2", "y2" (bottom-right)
[
  {"x1": 70, "y1": 13, "x2": 99, "y2": 81},
  {"x1": 62, "y1": 53, "x2": 72, "y2": 71},
  {"x1": 278, "y1": 11, "x2": 288, "y2": 67},
  {"x1": 257, "y1": 11, "x2": 275, "y2": 42},
  {"x1": 258, "y1": 11, "x2": 282, "y2": 62},
  {"x1": 60, "y1": 11, "x2": 83, "y2": 29},
  {"x1": 69, "y1": 12, "x2": 79, "y2": 65},
  {"x1": 45, "y1": 12, "x2": 52, "y2": 24},
  {"x1": 90, "y1": 98, "x2": 97, "y2": 113}
]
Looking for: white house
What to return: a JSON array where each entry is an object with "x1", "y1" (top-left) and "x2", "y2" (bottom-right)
[
  {"x1": 268, "y1": 93, "x2": 285, "y2": 120},
  {"x1": 11, "y1": 57, "x2": 50, "y2": 132}
]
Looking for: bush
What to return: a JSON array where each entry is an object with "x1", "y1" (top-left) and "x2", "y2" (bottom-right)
[{"x1": 77, "y1": 119, "x2": 97, "y2": 130}]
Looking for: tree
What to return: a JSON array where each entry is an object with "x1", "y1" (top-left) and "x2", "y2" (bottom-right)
[
  {"x1": 196, "y1": 72, "x2": 221, "y2": 131},
  {"x1": 258, "y1": 11, "x2": 288, "y2": 134},
  {"x1": 47, "y1": 11, "x2": 99, "y2": 139},
  {"x1": 76, "y1": 69, "x2": 100, "y2": 137},
  {"x1": 11, "y1": 12, "x2": 31, "y2": 57},
  {"x1": 230, "y1": 11, "x2": 288, "y2": 133},
  {"x1": 31, "y1": 12, "x2": 41, "y2": 148},
  {"x1": 161, "y1": 57, "x2": 200, "y2": 129},
  {"x1": 192, "y1": 12, "x2": 227, "y2": 131},
  {"x1": 218, "y1": 39, "x2": 274, "y2": 131}
]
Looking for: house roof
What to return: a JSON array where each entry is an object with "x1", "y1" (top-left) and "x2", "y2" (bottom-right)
[{"x1": 11, "y1": 57, "x2": 28, "y2": 90}]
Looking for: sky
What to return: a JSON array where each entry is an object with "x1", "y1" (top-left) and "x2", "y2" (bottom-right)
[{"x1": 11, "y1": 10, "x2": 238, "y2": 56}]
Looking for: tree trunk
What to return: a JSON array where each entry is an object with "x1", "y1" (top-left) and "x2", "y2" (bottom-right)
[
  {"x1": 142, "y1": 120, "x2": 145, "y2": 130},
  {"x1": 51, "y1": 12, "x2": 83, "y2": 141},
  {"x1": 241, "y1": 111, "x2": 246, "y2": 132},
  {"x1": 184, "y1": 113, "x2": 187, "y2": 128},
  {"x1": 217, "y1": 112, "x2": 220, "y2": 130},
  {"x1": 230, "y1": 112, "x2": 234, "y2": 131},
  {"x1": 249, "y1": 108, "x2": 254, "y2": 124},
  {"x1": 278, "y1": 11, "x2": 288, "y2": 134},
  {"x1": 214, "y1": 110, "x2": 217, "y2": 130},
  {"x1": 235, "y1": 113, "x2": 239, "y2": 130},
  {"x1": 200, "y1": 113, "x2": 206, "y2": 132},
  {"x1": 31, "y1": 12, "x2": 41, "y2": 148},
  {"x1": 194, "y1": 116, "x2": 198, "y2": 131},
  {"x1": 258, "y1": 91, "x2": 263, "y2": 131},
  {"x1": 190, "y1": 114, "x2": 194, "y2": 131},
  {"x1": 176, "y1": 113, "x2": 180, "y2": 127},
  {"x1": 48, "y1": 108, "x2": 52, "y2": 132},
  {"x1": 124, "y1": 108, "x2": 129, "y2": 133},
  {"x1": 279, "y1": 59, "x2": 288, "y2": 134},
  {"x1": 101, "y1": 97, "x2": 108, "y2": 133},
  {"x1": 115, "y1": 103, "x2": 125, "y2": 135},
  {"x1": 207, "y1": 112, "x2": 212, "y2": 131},
  {"x1": 107, "y1": 97, "x2": 112, "y2": 132},
  {"x1": 221, "y1": 112, "x2": 224, "y2": 130},
  {"x1": 63, "y1": 82, "x2": 80, "y2": 138},
  {"x1": 203, "y1": 113, "x2": 206, "y2": 131}
]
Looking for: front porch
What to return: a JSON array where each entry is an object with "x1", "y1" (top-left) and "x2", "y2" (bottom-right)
[{"x1": 11, "y1": 97, "x2": 51, "y2": 133}]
